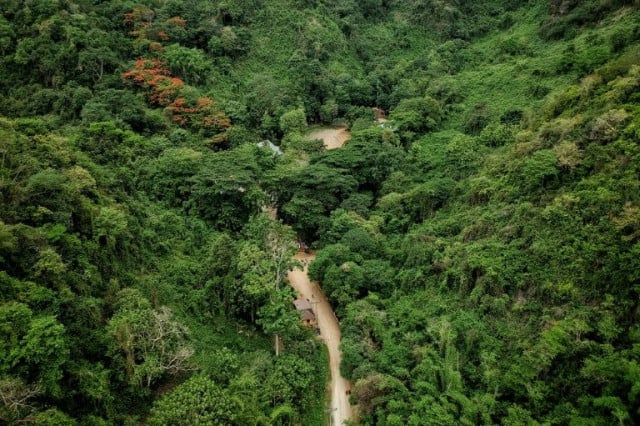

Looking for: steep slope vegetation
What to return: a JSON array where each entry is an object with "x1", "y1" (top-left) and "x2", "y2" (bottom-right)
[{"x1": 1, "y1": 0, "x2": 640, "y2": 424}]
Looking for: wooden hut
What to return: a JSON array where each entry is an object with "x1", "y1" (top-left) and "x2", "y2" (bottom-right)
[{"x1": 294, "y1": 298, "x2": 317, "y2": 327}]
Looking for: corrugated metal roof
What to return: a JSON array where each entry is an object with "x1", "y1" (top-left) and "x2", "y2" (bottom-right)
[{"x1": 294, "y1": 299, "x2": 312, "y2": 311}]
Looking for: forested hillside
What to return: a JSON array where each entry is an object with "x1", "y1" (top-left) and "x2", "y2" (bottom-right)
[{"x1": 1, "y1": 0, "x2": 640, "y2": 424}]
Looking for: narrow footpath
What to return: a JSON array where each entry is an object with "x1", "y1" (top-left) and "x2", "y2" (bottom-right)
[{"x1": 288, "y1": 252, "x2": 352, "y2": 426}]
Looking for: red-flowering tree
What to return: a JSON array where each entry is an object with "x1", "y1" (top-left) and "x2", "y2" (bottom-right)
[
  {"x1": 124, "y1": 7, "x2": 189, "y2": 51},
  {"x1": 123, "y1": 59, "x2": 231, "y2": 145},
  {"x1": 122, "y1": 59, "x2": 184, "y2": 106}
]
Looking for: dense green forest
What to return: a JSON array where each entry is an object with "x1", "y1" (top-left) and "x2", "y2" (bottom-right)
[{"x1": 1, "y1": 0, "x2": 640, "y2": 424}]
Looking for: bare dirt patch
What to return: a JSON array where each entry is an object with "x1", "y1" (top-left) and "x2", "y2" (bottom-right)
[{"x1": 307, "y1": 127, "x2": 351, "y2": 150}]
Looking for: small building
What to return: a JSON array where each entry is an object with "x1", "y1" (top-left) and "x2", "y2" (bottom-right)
[
  {"x1": 294, "y1": 298, "x2": 316, "y2": 327},
  {"x1": 294, "y1": 299, "x2": 312, "y2": 311},
  {"x1": 257, "y1": 140, "x2": 283, "y2": 155}
]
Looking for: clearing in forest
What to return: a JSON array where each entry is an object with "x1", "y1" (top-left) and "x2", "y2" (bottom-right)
[{"x1": 306, "y1": 127, "x2": 350, "y2": 150}]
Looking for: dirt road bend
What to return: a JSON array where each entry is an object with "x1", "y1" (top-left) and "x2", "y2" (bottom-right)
[
  {"x1": 288, "y1": 252, "x2": 352, "y2": 425},
  {"x1": 307, "y1": 127, "x2": 350, "y2": 150}
]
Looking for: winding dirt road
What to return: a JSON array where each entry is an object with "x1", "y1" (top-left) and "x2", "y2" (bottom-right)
[
  {"x1": 283, "y1": 125, "x2": 352, "y2": 424},
  {"x1": 307, "y1": 127, "x2": 351, "y2": 150},
  {"x1": 288, "y1": 252, "x2": 352, "y2": 425}
]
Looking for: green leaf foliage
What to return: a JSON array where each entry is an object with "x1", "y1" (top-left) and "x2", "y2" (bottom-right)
[
  {"x1": 148, "y1": 375, "x2": 242, "y2": 425},
  {"x1": 1, "y1": 0, "x2": 640, "y2": 424}
]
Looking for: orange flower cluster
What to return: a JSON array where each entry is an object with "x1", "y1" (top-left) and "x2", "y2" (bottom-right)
[
  {"x1": 124, "y1": 7, "x2": 156, "y2": 44},
  {"x1": 124, "y1": 8, "x2": 187, "y2": 50},
  {"x1": 123, "y1": 59, "x2": 231, "y2": 141},
  {"x1": 122, "y1": 7, "x2": 228, "y2": 144},
  {"x1": 166, "y1": 98, "x2": 197, "y2": 125},
  {"x1": 166, "y1": 16, "x2": 187, "y2": 27},
  {"x1": 123, "y1": 7, "x2": 154, "y2": 26},
  {"x1": 122, "y1": 59, "x2": 183, "y2": 106},
  {"x1": 165, "y1": 97, "x2": 231, "y2": 140}
]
